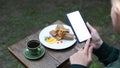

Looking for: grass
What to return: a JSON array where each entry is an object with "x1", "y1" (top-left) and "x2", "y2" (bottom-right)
[{"x1": 0, "y1": 0, "x2": 120, "y2": 68}]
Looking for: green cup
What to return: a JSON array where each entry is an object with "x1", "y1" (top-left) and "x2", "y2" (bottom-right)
[{"x1": 27, "y1": 40, "x2": 41, "y2": 55}]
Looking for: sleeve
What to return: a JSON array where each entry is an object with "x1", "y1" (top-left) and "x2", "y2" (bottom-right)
[
  {"x1": 93, "y1": 42, "x2": 120, "y2": 66},
  {"x1": 70, "y1": 64, "x2": 87, "y2": 68}
]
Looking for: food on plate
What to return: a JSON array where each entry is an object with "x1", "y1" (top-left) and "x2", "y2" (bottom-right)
[
  {"x1": 49, "y1": 30, "x2": 56, "y2": 37},
  {"x1": 63, "y1": 33, "x2": 74, "y2": 40},
  {"x1": 45, "y1": 37, "x2": 57, "y2": 44},
  {"x1": 57, "y1": 40, "x2": 63, "y2": 44},
  {"x1": 45, "y1": 36, "x2": 64, "y2": 44},
  {"x1": 50, "y1": 24, "x2": 74, "y2": 40}
]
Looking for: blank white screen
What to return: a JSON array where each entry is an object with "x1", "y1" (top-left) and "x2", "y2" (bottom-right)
[{"x1": 67, "y1": 11, "x2": 91, "y2": 42}]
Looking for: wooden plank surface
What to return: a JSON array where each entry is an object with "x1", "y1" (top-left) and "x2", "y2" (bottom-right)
[
  {"x1": 8, "y1": 20, "x2": 83, "y2": 68},
  {"x1": 46, "y1": 44, "x2": 77, "y2": 63}
]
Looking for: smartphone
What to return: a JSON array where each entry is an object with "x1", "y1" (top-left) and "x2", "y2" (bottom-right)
[{"x1": 66, "y1": 11, "x2": 91, "y2": 43}]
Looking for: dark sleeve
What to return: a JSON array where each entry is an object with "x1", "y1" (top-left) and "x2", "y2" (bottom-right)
[
  {"x1": 70, "y1": 64, "x2": 87, "y2": 68},
  {"x1": 93, "y1": 42, "x2": 120, "y2": 66}
]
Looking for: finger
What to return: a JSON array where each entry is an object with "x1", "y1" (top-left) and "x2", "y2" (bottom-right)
[
  {"x1": 77, "y1": 47, "x2": 83, "y2": 53},
  {"x1": 90, "y1": 42, "x2": 96, "y2": 48},
  {"x1": 88, "y1": 46, "x2": 93, "y2": 60},
  {"x1": 86, "y1": 22, "x2": 95, "y2": 32},
  {"x1": 84, "y1": 39, "x2": 90, "y2": 53}
]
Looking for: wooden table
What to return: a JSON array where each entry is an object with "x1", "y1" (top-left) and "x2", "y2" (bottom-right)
[{"x1": 8, "y1": 20, "x2": 84, "y2": 68}]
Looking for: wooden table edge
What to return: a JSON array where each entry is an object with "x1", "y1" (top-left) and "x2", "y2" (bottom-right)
[{"x1": 7, "y1": 47, "x2": 29, "y2": 68}]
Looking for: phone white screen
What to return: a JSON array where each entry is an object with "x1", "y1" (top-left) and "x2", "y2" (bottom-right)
[{"x1": 67, "y1": 11, "x2": 91, "y2": 42}]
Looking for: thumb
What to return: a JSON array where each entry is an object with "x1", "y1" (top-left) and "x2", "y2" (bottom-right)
[{"x1": 86, "y1": 22, "x2": 95, "y2": 32}]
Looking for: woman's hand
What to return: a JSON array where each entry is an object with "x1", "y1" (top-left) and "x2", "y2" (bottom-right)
[
  {"x1": 70, "y1": 39, "x2": 93, "y2": 66},
  {"x1": 86, "y1": 22, "x2": 103, "y2": 49}
]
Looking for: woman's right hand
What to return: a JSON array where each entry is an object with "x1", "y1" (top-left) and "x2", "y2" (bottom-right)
[{"x1": 86, "y1": 22, "x2": 103, "y2": 50}]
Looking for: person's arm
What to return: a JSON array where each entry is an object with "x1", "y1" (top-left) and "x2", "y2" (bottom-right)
[
  {"x1": 93, "y1": 42, "x2": 120, "y2": 66},
  {"x1": 70, "y1": 64, "x2": 87, "y2": 68}
]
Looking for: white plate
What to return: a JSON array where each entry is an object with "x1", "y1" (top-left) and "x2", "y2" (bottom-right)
[{"x1": 39, "y1": 24, "x2": 76, "y2": 50}]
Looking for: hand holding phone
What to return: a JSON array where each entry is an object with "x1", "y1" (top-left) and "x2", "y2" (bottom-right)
[{"x1": 66, "y1": 11, "x2": 91, "y2": 43}]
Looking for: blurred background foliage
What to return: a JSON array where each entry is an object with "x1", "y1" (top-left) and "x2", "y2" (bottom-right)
[{"x1": 0, "y1": 0, "x2": 120, "y2": 68}]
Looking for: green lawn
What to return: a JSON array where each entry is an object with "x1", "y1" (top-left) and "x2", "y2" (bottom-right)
[{"x1": 0, "y1": 0, "x2": 120, "y2": 68}]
